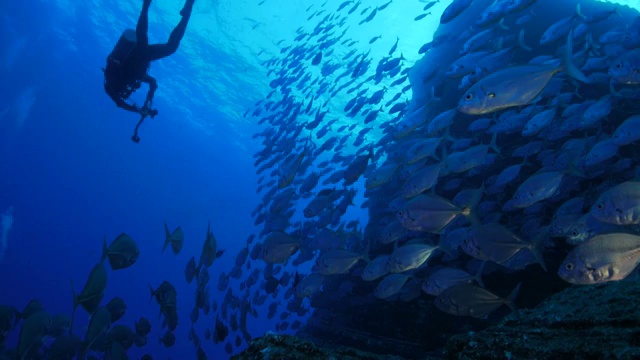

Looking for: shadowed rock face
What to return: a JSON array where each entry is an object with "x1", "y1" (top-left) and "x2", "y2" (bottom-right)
[{"x1": 446, "y1": 279, "x2": 640, "y2": 360}]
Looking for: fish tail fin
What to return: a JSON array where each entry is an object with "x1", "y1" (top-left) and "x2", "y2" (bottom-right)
[
  {"x1": 529, "y1": 229, "x2": 549, "y2": 272},
  {"x1": 563, "y1": 30, "x2": 589, "y2": 83},
  {"x1": 498, "y1": 18, "x2": 509, "y2": 31},
  {"x1": 567, "y1": 158, "x2": 587, "y2": 179},
  {"x1": 488, "y1": 131, "x2": 501, "y2": 157},
  {"x1": 463, "y1": 204, "x2": 480, "y2": 227},
  {"x1": 575, "y1": 3, "x2": 586, "y2": 20},
  {"x1": 506, "y1": 282, "x2": 522, "y2": 319},
  {"x1": 430, "y1": 85, "x2": 441, "y2": 103},
  {"x1": 163, "y1": 222, "x2": 171, "y2": 252},
  {"x1": 149, "y1": 285, "x2": 156, "y2": 303},
  {"x1": 101, "y1": 235, "x2": 108, "y2": 264},
  {"x1": 518, "y1": 29, "x2": 532, "y2": 52},
  {"x1": 474, "y1": 261, "x2": 486, "y2": 288},
  {"x1": 70, "y1": 279, "x2": 78, "y2": 335}
]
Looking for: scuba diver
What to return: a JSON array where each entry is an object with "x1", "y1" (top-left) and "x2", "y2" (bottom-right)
[{"x1": 103, "y1": 0, "x2": 195, "y2": 142}]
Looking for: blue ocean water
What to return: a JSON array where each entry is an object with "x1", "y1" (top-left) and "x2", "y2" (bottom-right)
[
  {"x1": 2, "y1": 0, "x2": 640, "y2": 359},
  {"x1": 0, "y1": 1, "x2": 268, "y2": 358}
]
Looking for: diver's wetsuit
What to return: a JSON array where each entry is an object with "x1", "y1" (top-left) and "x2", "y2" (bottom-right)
[{"x1": 104, "y1": 0, "x2": 195, "y2": 115}]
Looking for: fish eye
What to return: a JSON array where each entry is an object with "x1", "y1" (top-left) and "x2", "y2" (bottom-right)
[
  {"x1": 572, "y1": 231, "x2": 579, "y2": 237},
  {"x1": 616, "y1": 63, "x2": 622, "y2": 69},
  {"x1": 397, "y1": 210, "x2": 403, "y2": 217},
  {"x1": 596, "y1": 203, "x2": 604, "y2": 211},
  {"x1": 465, "y1": 93, "x2": 473, "y2": 101},
  {"x1": 488, "y1": 92, "x2": 496, "y2": 99},
  {"x1": 565, "y1": 263, "x2": 574, "y2": 271}
]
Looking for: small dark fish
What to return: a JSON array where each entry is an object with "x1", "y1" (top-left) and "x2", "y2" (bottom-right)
[
  {"x1": 102, "y1": 233, "x2": 139, "y2": 270},
  {"x1": 135, "y1": 317, "x2": 151, "y2": 337},
  {"x1": 185, "y1": 256, "x2": 197, "y2": 284},
  {"x1": 414, "y1": 12, "x2": 430, "y2": 21},
  {"x1": 72, "y1": 262, "x2": 107, "y2": 316},
  {"x1": 163, "y1": 223, "x2": 184, "y2": 255},
  {"x1": 378, "y1": 0, "x2": 392, "y2": 11},
  {"x1": 423, "y1": 0, "x2": 439, "y2": 11},
  {"x1": 336, "y1": 0, "x2": 353, "y2": 11},
  {"x1": 105, "y1": 297, "x2": 126, "y2": 323},
  {"x1": 160, "y1": 331, "x2": 175, "y2": 348},
  {"x1": 312, "y1": 52, "x2": 322, "y2": 66},
  {"x1": 435, "y1": 283, "x2": 520, "y2": 318}
]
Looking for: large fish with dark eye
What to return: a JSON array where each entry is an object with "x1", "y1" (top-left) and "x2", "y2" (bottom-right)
[
  {"x1": 609, "y1": 50, "x2": 640, "y2": 85},
  {"x1": 396, "y1": 194, "x2": 472, "y2": 233},
  {"x1": 590, "y1": 181, "x2": 640, "y2": 225},
  {"x1": 102, "y1": 233, "x2": 139, "y2": 270},
  {"x1": 559, "y1": 233, "x2": 640, "y2": 285},
  {"x1": 440, "y1": 0, "x2": 473, "y2": 24},
  {"x1": 434, "y1": 283, "x2": 520, "y2": 318},
  {"x1": 458, "y1": 32, "x2": 587, "y2": 115}
]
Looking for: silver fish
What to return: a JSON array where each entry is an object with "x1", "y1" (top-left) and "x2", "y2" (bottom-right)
[
  {"x1": 396, "y1": 194, "x2": 471, "y2": 233},
  {"x1": 458, "y1": 32, "x2": 586, "y2": 115},
  {"x1": 558, "y1": 233, "x2": 640, "y2": 285},
  {"x1": 590, "y1": 181, "x2": 640, "y2": 225},
  {"x1": 434, "y1": 283, "x2": 520, "y2": 318}
]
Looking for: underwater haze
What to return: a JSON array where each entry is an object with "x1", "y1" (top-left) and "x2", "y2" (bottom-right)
[{"x1": 1, "y1": 0, "x2": 640, "y2": 359}]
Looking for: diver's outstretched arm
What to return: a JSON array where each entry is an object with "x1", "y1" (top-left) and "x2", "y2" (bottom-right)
[
  {"x1": 141, "y1": 74, "x2": 157, "y2": 105},
  {"x1": 108, "y1": 90, "x2": 140, "y2": 113}
]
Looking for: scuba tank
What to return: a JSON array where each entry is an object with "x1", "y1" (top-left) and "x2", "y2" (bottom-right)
[{"x1": 108, "y1": 29, "x2": 137, "y2": 63}]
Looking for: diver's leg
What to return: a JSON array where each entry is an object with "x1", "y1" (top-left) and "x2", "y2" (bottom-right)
[
  {"x1": 147, "y1": 0, "x2": 194, "y2": 61},
  {"x1": 136, "y1": 0, "x2": 152, "y2": 46}
]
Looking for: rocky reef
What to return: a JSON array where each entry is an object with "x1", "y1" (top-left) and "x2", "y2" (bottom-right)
[
  {"x1": 446, "y1": 279, "x2": 640, "y2": 359},
  {"x1": 231, "y1": 332, "x2": 414, "y2": 360},
  {"x1": 235, "y1": 280, "x2": 640, "y2": 359}
]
